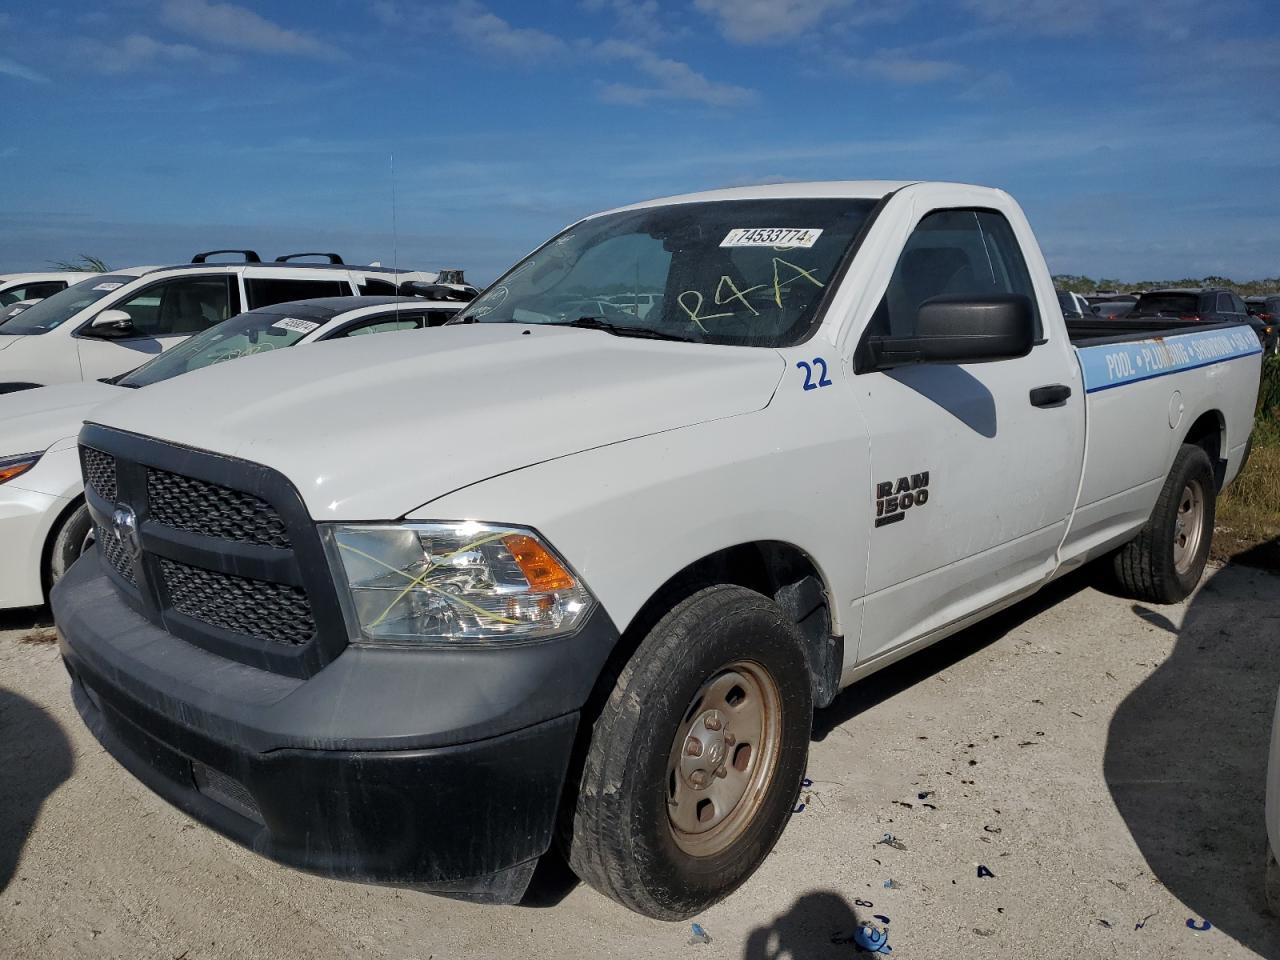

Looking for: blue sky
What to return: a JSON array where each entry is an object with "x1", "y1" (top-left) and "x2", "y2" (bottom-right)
[{"x1": 1, "y1": 0, "x2": 1277, "y2": 283}]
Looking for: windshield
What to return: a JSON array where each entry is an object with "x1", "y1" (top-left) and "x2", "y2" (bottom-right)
[
  {"x1": 1132, "y1": 293, "x2": 1199, "y2": 317},
  {"x1": 118, "y1": 307, "x2": 323, "y2": 388},
  {"x1": 0, "y1": 275, "x2": 135, "y2": 335},
  {"x1": 455, "y1": 198, "x2": 879, "y2": 347}
]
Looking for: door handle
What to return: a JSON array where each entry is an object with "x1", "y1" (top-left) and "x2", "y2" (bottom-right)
[{"x1": 1029, "y1": 384, "x2": 1072, "y2": 407}]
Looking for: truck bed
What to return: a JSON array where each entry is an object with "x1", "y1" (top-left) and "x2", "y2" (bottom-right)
[{"x1": 1065, "y1": 317, "x2": 1239, "y2": 347}]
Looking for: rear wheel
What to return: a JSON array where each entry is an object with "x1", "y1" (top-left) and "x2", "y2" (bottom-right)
[
  {"x1": 565, "y1": 585, "x2": 812, "y2": 919},
  {"x1": 1113, "y1": 443, "x2": 1215, "y2": 603},
  {"x1": 46, "y1": 500, "x2": 94, "y2": 593}
]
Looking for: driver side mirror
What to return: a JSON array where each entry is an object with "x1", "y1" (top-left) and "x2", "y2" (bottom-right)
[
  {"x1": 864, "y1": 294, "x2": 1035, "y2": 370},
  {"x1": 87, "y1": 309, "x2": 135, "y2": 338}
]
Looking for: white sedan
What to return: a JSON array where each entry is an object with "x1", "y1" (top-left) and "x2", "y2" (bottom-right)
[{"x1": 0, "y1": 295, "x2": 463, "y2": 609}]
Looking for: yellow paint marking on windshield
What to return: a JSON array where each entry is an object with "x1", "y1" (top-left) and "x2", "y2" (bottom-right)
[
  {"x1": 772, "y1": 258, "x2": 824, "y2": 308},
  {"x1": 714, "y1": 276, "x2": 765, "y2": 316},
  {"x1": 677, "y1": 289, "x2": 734, "y2": 333}
]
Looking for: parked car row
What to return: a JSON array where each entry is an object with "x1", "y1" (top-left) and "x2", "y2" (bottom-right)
[
  {"x1": 1058, "y1": 285, "x2": 1279, "y2": 354},
  {"x1": 0, "y1": 250, "x2": 477, "y2": 392},
  {"x1": 8, "y1": 181, "x2": 1261, "y2": 921}
]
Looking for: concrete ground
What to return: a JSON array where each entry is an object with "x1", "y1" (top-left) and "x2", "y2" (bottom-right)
[{"x1": 2, "y1": 560, "x2": 1279, "y2": 959}]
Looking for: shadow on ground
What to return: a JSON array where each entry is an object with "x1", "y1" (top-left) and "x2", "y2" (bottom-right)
[
  {"x1": 0, "y1": 686, "x2": 73, "y2": 892},
  {"x1": 743, "y1": 890, "x2": 881, "y2": 959},
  {"x1": 0, "y1": 606, "x2": 53, "y2": 634},
  {"x1": 1105, "y1": 553, "x2": 1280, "y2": 957},
  {"x1": 814, "y1": 566, "x2": 1098, "y2": 740}
]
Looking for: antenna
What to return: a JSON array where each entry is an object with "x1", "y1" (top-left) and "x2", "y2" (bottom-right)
[
  {"x1": 390, "y1": 152, "x2": 399, "y2": 277},
  {"x1": 391, "y1": 152, "x2": 399, "y2": 320}
]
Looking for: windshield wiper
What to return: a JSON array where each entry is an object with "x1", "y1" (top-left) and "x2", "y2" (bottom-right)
[{"x1": 550, "y1": 316, "x2": 702, "y2": 343}]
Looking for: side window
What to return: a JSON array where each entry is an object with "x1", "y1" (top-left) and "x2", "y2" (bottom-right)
[
  {"x1": 1216, "y1": 293, "x2": 1234, "y2": 314},
  {"x1": 357, "y1": 277, "x2": 397, "y2": 296},
  {"x1": 325, "y1": 313, "x2": 426, "y2": 339},
  {"x1": 112, "y1": 276, "x2": 233, "y2": 337},
  {"x1": 245, "y1": 278, "x2": 351, "y2": 309},
  {"x1": 866, "y1": 208, "x2": 1043, "y2": 342},
  {"x1": 425, "y1": 309, "x2": 459, "y2": 326},
  {"x1": 1231, "y1": 294, "x2": 1248, "y2": 315},
  {"x1": 0, "y1": 281, "x2": 66, "y2": 304}
]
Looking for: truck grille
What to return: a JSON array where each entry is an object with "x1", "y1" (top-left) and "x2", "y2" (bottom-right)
[
  {"x1": 96, "y1": 524, "x2": 136, "y2": 584},
  {"x1": 147, "y1": 467, "x2": 291, "y2": 548},
  {"x1": 82, "y1": 447, "x2": 117, "y2": 502},
  {"x1": 77, "y1": 425, "x2": 347, "y2": 678},
  {"x1": 160, "y1": 558, "x2": 315, "y2": 646}
]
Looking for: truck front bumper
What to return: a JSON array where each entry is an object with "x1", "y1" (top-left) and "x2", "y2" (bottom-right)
[{"x1": 54, "y1": 554, "x2": 619, "y2": 902}]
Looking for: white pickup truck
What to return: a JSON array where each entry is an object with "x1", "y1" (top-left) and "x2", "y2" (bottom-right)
[{"x1": 53, "y1": 181, "x2": 1262, "y2": 920}]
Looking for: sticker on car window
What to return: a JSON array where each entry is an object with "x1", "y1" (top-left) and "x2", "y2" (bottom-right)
[
  {"x1": 92, "y1": 282, "x2": 124, "y2": 291},
  {"x1": 721, "y1": 228, "x2": 823, "y2": 249},
  {"x1": 272, "y1": 317, "x2": 320, "y2": 334}
]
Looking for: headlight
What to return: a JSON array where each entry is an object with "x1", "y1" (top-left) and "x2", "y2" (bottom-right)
[
  {"x1": 0, "y1": 452, "x2": 40, "y2": 485},
  {"x1": 324, "y1": 521, "x2": 594, "y2": 646}
]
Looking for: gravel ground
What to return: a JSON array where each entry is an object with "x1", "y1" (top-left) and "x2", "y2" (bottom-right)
[{"x1": 2, "y1": 560, "x2": 1279, "y2": 959}]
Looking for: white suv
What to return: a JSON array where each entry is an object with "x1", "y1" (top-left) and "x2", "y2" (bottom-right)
[{"x1": 0, "y1": 251, "x2": 442, "y2": 393}]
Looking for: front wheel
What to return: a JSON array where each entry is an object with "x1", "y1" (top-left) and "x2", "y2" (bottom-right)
[
  {"x1": 1113, "y1": 443, "x2": 1216, "y2": 603},
  {"x1": 565, "y1": 585, "x2": 813, "y2": 919},
  {"x1": 46, "y1": 500, "x2": 94, "y2": 592}
]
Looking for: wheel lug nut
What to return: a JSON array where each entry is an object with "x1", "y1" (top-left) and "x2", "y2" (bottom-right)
[
  {"x1": 690, "y1": 770, "x2": 707, "y2": 787},
  {"x1": 685, "y1": 737, "x2": 703, "y2": 757},
  {"x1": 714, "y1": 766, "x2": 727, "y2": 779},
  {"x1": 705, "y1": 715, "x2": 722, "y2": 731},
  {"x1": 724, "y1": 732, "x2": 735, "y2": 746}
]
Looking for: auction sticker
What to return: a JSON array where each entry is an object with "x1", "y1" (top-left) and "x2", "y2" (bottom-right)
[
  {"x1": 272, "y1": 317, "x2": 320, "y2": 334},
  {"x1": 92, "y1": 282, "x2": 124, "y2": 291},
  {"x1": 721, "y1": 228, "x2": 823, "y2": 248}
]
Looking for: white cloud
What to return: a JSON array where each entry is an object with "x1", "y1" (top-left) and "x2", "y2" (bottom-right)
[
  {"x1": 580, "y1": 0, "x2": 667, "y2": 43},
  {"x1": 960, "y1": 0, "x2": 1224, "y2": 39},
  {"x1": 0, "y1": 55, "x2": 50, "y2": 84},
  {"x1": 693, "y1": 0, "x2": 860, "y2": 43},
  {"x1": 160, "y1": 0, "x2": 344, "y2": 59},
  {"x1": 71, "y1": 34, "x2": 235, "y2": 74},
  {"x1": 592, "y1": 38, "x2": 754, "y2": 106},
  {"x1": 856, "y1": 52, "x2": 965, "y2": 84},
  {"x1": 447, "y1": 1, "x2": 568, "y2": 61}
]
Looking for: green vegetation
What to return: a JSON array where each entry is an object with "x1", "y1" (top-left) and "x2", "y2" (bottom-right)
[
  {"x1": 1053, "y1": 274, "x2": 1280, "y2": 296},
  {"x1": 1214, "y1": 355, "x2": 1280, "y2": 565},
  {"x1": 47, "y1": 255, "x2": 111, "y2": 273}
]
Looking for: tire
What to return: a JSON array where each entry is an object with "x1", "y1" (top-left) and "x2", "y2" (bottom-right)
[
  {"x1": 565, "y1": 584, "x2": 813, "y2": 919},
  {"x1": 46, "y1": 500, "x2": 94, "y2": 591},
  {"x1": 1267, "y1": 842, "x2": 1280, "y2": 916},
  {"x1": 1113, "y1": 443, "x2": 1216, "y2": 603}
]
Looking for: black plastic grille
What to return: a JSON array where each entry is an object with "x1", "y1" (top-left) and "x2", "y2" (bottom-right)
[
  {"x1": 159, "y1": 558, "x2": 315, "y2": 646},
  {"x1": 192, "y1": 762, "x2": 264, "y2": 825},
  {"x1": 82, "y1": 447, "x2": 117, "y2": 502},
  {"x1": 96, "y1": 524, "x2": 136, "y2": 585},
  {"x1": 147, "y1": 468, "x2": 290, "y2": 549}
]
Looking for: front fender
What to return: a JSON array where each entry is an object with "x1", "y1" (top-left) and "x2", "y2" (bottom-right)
[{"x1": 414, "y1": 399, "x2": 869, "y2": 642}]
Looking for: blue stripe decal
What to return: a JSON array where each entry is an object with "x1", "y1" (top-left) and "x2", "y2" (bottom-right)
[{"x1": 1078, "y1": 327, "x2": 1262, "y2": 394}]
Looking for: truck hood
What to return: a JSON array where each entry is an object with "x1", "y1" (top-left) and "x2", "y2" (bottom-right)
[
  {"x1": 0, "y1": 333, "x2": 25, "y2": 351},
  {"x1": 0, "y1": 380, "x2": 122, "y2": 455},
  {"x1": 89, "y1": 324, "x2": 786, "y2": 520}
]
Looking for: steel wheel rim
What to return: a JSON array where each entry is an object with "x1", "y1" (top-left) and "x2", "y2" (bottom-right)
[
  {"x1": 665, "y1": 659, "x2": 783, "y2": 858},
  {"x1": 1172, "y1": 478, "x2": 1205, "y2": 575}
]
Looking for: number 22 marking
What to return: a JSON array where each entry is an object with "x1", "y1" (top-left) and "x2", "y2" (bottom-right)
[{"x1": 797, "y1": 357, "x2": 832, "y2": 391}]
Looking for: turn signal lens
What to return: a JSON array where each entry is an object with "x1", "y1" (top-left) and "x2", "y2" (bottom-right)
[
  {"x1": 0, "y1": 453, "x2": 40, "y2": 485},
  {"x1": 503, "y1": 534, "x2": 576, "y2": 592}
]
